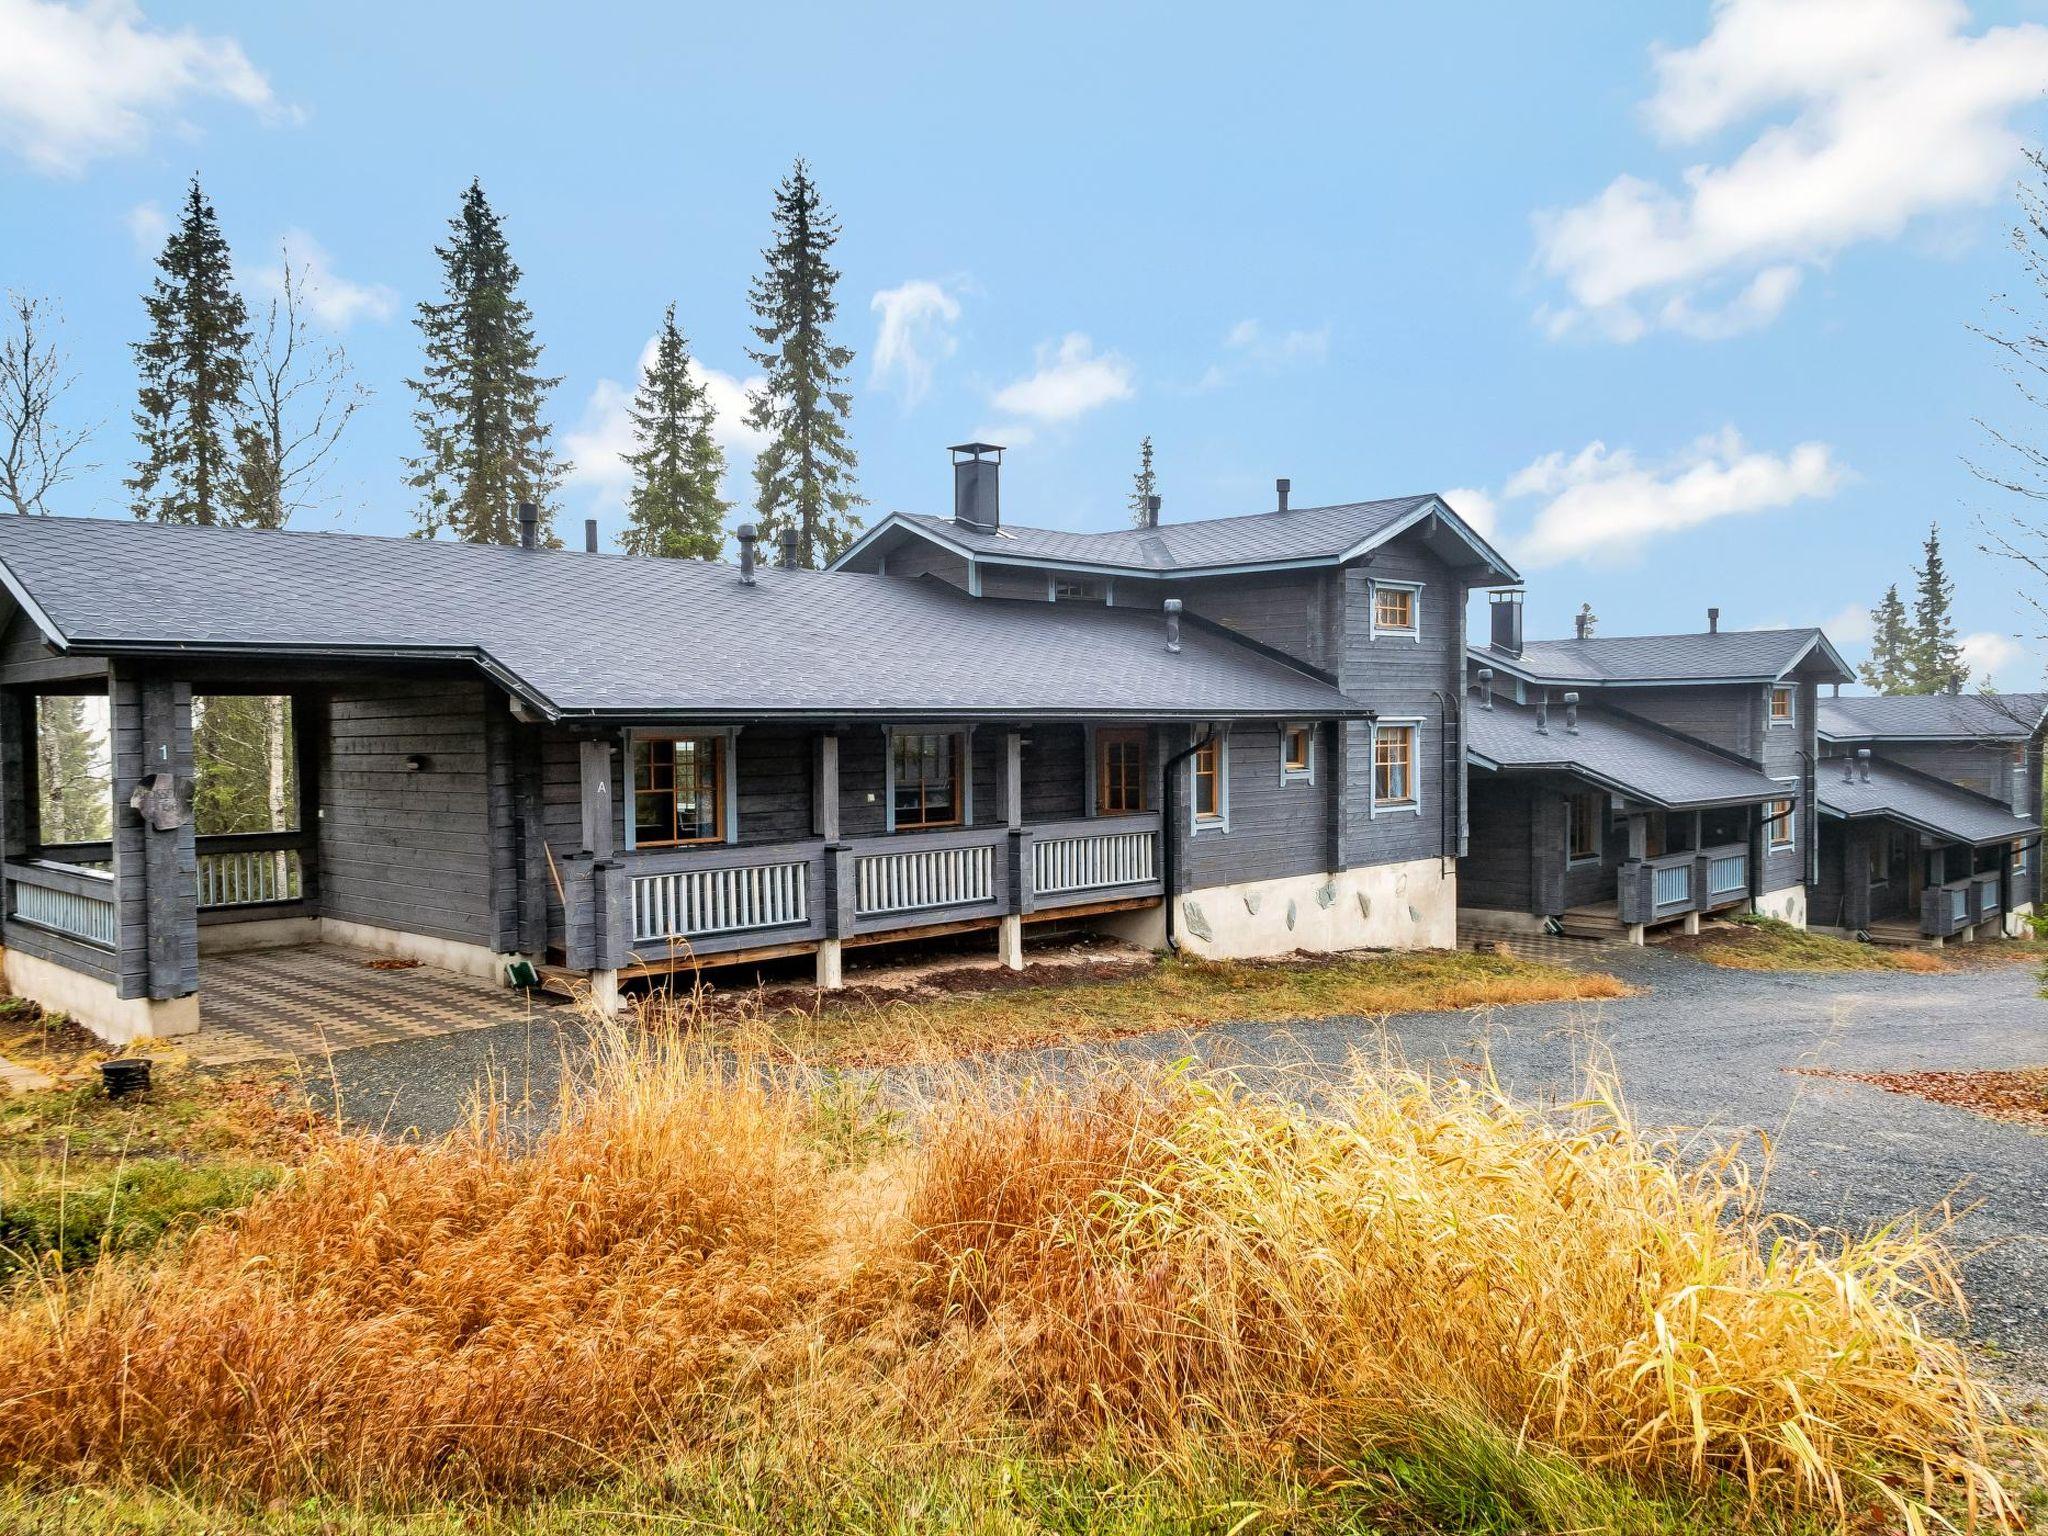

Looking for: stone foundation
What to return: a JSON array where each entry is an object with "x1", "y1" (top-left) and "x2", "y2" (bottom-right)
[
  {"x1": 1172, "y1": 857, "x2": 1456, "y2": 959},
  {"x1": 1754, "y1": 883, "x2": 1808, "y2": 928}
]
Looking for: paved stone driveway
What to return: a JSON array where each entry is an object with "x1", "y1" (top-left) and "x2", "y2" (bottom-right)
[{"x1": 316, "y1": 944, "x2": 2048, "y2": 1375}]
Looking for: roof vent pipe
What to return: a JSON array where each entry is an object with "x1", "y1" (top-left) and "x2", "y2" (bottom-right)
[
  {"x1": 518, "y1": 501, "x2": 537, "y2": 550},
  {"x1": 1534, "y1": 691, "x2": 1549, "y2": 736},
  {"x1": 779, "y1": 527, "x2": 798, "y2": 569},
  {"x1": 584, "y1": 518, "x2": 598, "y2": 554},
  {"x1": 1842, "y1": 753, "x2": 1855, "y2": 783},
  {"x1": 737, "y1": 523, "x2": 758, "y2": 586},
  {"x1": 1164, "y1": 597, "x2": 1183, "y2": 654},
  {"x1": 1857, "y1": 747, "x2": 1872, "y2": 784},
  {"x1": 1475, "y1": 666, "x2": 1494, "y2": 710},
  {"x1": 1276, "y1": 478, "x2": 1291, "y2": 514},
  {"x1": 1563, "y1": 690, "x2": 1580, "y2": 734},
  {"x1": 1707, "y1": 606, "x2": 1721, "y2": 635}
]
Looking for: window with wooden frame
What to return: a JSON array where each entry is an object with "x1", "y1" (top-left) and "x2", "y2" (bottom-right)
[
  {"x1": 1371, "y1": 581, "x2": 1418, "y2": 637},
  {"x1": 1096, "y1": 728, "x2": 1147, "y2": 814},
  {"x1": 890, "y1": 731, "x2": 963, "y2": 829},
  {"x1": 1566, "y1": 790, "x2": 1602, "y2": 863},
  {"x1": 1052, "y1": 576, "x2": 1104, "y2": 602},
  {"x1": 1765, "y1": 796, "x2": 1795, "y2": 850},
  {"x1": 1191, "y1": 736, "x2": 1225, "y2": 826},
  {"x1": 631, "y1": 734, "x2": 723, "y2": 847},
  {"x1": 1280, "y1": 722, "x2": 1314, "y2": 784},
  {"x1": 1372, "y1": 723, "x2": 1417, "y2": 809},
  {"x1": 1769, "y1": 685, "x2": 1794, "y2": 725}
]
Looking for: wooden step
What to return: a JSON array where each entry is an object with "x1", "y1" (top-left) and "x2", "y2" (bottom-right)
[{"x1": 1559, "y1": 914, "x2": 1628, "y2": 940}]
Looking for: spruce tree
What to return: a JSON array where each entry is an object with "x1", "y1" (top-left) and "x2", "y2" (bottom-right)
[
  {"x1": 406, "y1": 179, "x2": 566, "y2": 543},
  {"x1": 128, "y1": 178, "x2": 250, "y2": 525},
  {"x1": 1859, "y1": 584, "x2": 1911, "y2": 693},
  {"x1": 619, "y1": 304, "x2": 729, "y2": 560},
  {"x1": 744, "y1": 160, "x2": 861, "y2": 567},
  {"x1": 35, "y1": 695, "x2": 109, "y2": 844},
  {"x1": 1907, "y1": 523, "x2": 1969, "y2": 694},
  {"x1": 1128, "y1": 436, "x2": 1157, "y2": 527}
]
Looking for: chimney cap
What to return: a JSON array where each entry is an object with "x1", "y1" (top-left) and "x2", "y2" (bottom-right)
[{"x1": 948, "y1": 441, "x2": 1004, "y2": 461}]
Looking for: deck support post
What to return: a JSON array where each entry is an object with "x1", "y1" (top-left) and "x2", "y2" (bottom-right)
[
  {"x1": 588, "y1": 967, "x2": 620, "y2": 1016},
  {"x1": 1626, "y1": 922, "x2": 1646, "y2": 946},
  {"x1": 815, "y1": 937, "x2": 844, "y2": 989},
  {"x1": 997, "y1": 914, "x2": 1024, "y2": 970},
  {"x1": 1682, "y1": 911, "x2": 1701, "y2": 936}
]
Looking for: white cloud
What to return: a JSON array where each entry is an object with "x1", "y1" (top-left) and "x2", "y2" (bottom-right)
[
  {"x1": 1223, "y1": 318, "x2": 1330, "y2": 366},
  {"x1": 1820, "y1": 600, "x2": 1873, "y2": 647},
  {"x1": 563, "y1": 333, "x2": 766, "y2": 513},
  {"x1": 250, "y1": 229, "x2": 396, "y2": 330},
  {"x1": 1960, "y1": 630, "x2": 2024, "y2": 685},
  {"x1": 0, "y1": 0, "x2": 292, "y2": 175},
  {"x1": 1440, "y1": 486, "x2": 1498, "y2": 540},
  {"x1": 869, "y1": 279, "x2": 960, "y2": 407},
  {"x1": 1533, "y1": 0, "x2": 2048, "y2": 340},
  {"x1": 1498, "y1": 427, "x2": 1844, "y2": 567},
  {"x1": 989, "y1": 333, "x2": 1133, "y2": 425},
  {"x1": 125, "y1": 198, "x2": 166, "y2": 257}
]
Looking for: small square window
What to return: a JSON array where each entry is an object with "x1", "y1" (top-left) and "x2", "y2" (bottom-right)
[
  {"x1": 1280, "y1": 723, "x2": 1314, "y2": 783},
  {"x1": 1769, "y1": 686, "x2": 1793, "y2": 724},
  {"x1": 1373, "y1": 584, "x2": 1417, "y2": 634}
]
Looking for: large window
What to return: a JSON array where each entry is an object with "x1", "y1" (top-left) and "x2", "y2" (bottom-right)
[
  {"x1": 1096, "y1": 728, "x2": 1147, "y2": 814},
  {"x1": 34, "y1": 694, "x2": 111, "y2": 846},
  {"x1": 1191, "y1": 736, "x2": 1225, "y2": 825},
  {"x1": 192, "y1": 694, "x2": 298, "y2": 836},
  {"x1": 1373, "y1": 723, "x2": 1417, "y2": 809},
  {"x1": 1566, "y1": 790, "x2": 1602, "y2": 863},
  {"x1": 1765, "y1": 796, "x2": 1796, "y2": 850},
  {"x1": 633, "y1": 734, "x2": 724, "y2": 847},
  {"x1": 891, "y1": 731, "x2": 962, "y2": 829}
]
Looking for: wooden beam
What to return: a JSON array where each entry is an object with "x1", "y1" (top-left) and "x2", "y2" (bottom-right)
[
  {"x1": 813, "y1": 732, "x2": 840, "y2": 842},
  {"x1": 579, "y1": 736, "x2": 615, "y2": 858}
]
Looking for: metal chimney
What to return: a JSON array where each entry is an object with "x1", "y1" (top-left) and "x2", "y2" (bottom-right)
[
  {"x1": 1475, "y1": 666, "x2": 1494, "y2": 710},
  {"x1": 1489, "y1": 589, "x2": 1524, "y2": 658},
  {"x1": 1144, "y1": 493, "x2": 1161, "y2": 530},
  {"x1": 1842, "y1": 753, "x2": 1856, "y2": 783},
  {"x1": 779, "y1": 527, "x2": 799, "y2": 569},
  {"x1": 518, "y1": 501, "x2": 538, "y2": 550},
  {"x1": 1857, "y1": 748, "x2": 1872, "y2": 783},
  {"x1": 950, "y1": 442, "x2": 1003, "y2": 533},
  {"x1": 1707, "y1": 607, "x2": 1721, "y2": 635},
  {"x1": 1163, "y1": 598, "x2": 1183, "y2": 653},
  {"x1": 584, "y1": 518, "x2": 598, "y2": 554},
  {"x1": 1534, "y1": 691, "x2": 1549, "y2": 736},
  {"x1": 1563, "y1": 690, "x2": 1580, "y2": 734},
  {"x1": 1574, "y1": 603, "x2": 1595, "y2": 641},
  {"x1": 737, "y1": 523, "x2": 758, "y2": 585},
  {"x1": 1276, "y1": 478, "x2": 1291, "y2": 514}
]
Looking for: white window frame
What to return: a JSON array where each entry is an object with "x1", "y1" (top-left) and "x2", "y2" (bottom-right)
[
  {"x1": 1047, "y1": 573, "x2": 1107, "y2": 603},
  {"x1": 1369, "y1": 717, "x2": 1424, "y2": 817},
  {"x1": 1764, "y1": 787, "x2": 1796, "y2": 851},
  {"x1": 1565, "y1": 788, "x2": 1603, "y2": 866},
  {"x1": 1188, "y1": 727, "x2": 1231, "y2": 836},
  {"x1": 623, "y1": 727, "x2": 740, "y2": 851},
  {"x1": 1278, "y1": 721, "x2": 1316, "y2": 786},
  {"x1": 883, "y1": 724, "x2": 974, "y2": 833},
  {"x1": 1367, "y1": 578, "x2": 1423, "y2": 642},
  {"x1": 1768, "y1": 684, "x2": 1794, "y2": 727}
]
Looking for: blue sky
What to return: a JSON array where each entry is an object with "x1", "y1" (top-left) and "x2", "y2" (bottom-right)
[{"x1": 3, "y1": 1, "x2": 2047, "y2": 686}]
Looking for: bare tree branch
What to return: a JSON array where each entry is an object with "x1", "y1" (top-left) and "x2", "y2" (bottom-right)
[
  {"x1": 233, "y1": 249, "x2": 370, "y2": 527},
  {"x1": 0, "y1": 292, "x2": 99, "y2": 515}
]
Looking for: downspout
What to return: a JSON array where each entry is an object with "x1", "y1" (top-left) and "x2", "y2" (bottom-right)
[
  {"x1": 1159, "y1": 727, "x2": 1218, "y2": 954},
  {"x1": 1795, "y1": 748, "x2": 1820, "y2": 890},
  {"x1": 1431, "y1": 689, "x2": 1465, "y2": 860}
]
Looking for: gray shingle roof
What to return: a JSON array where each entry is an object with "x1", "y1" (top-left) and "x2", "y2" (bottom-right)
[
  {"x1": 841, "y1": 491, "x2": 1517, "y2": 581},
  {"x1": 1818, "y1": 758, "x2": 2035, "y2": 846},
  {"x1": 1472, "y1": 628, "x2": 1851, "y2": 686},
  {"x1": 1465, "y1": 696, "x2": 1784, "y2": 807},
  {"x1": 1817, "y1": 692, "x2": 2048, "y2": 743},
  {"x1": 0, "y1": 516, "x2": 1363, "y2": 724}
]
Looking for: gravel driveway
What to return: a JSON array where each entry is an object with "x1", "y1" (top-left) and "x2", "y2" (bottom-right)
[{"x1": 318, "y1": 945, "x2": 2048, "y2": 1375}]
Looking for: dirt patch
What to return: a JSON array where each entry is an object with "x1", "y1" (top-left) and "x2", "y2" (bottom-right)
[
  {"x1": 1795, "y1": 1065, "x2": 2048, "y2": 1130},
  {"x1": 0, "y1": 998, "x2": 113, "y2": 1079}
]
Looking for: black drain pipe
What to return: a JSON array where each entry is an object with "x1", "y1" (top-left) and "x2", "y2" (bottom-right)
[{"x1": 1159, "y1": 727, "x2": 1217, "y2": 954}]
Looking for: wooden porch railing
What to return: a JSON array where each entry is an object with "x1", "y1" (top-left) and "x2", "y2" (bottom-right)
[
  {"x1": 195, "y1": 832, "x2": 305, "y2": 910},
  {"x1": 4, "y1": 859, "x2": 117, "y2": 948},
  {"x1": 854, "y1": 838, "x2": 997, "y2": 918},
  {"x1": 1618, "y1": 841, "x2": 1749, "y2": 927}
]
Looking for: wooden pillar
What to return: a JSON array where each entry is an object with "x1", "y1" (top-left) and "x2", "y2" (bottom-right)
[
  {"x1": 0, "y1": 690, "x2": 31, "y2": 863},
  {"x1": 577, "y1": 734, "x2": 620, "y2": 986},
  {"x1": 816, "y1": 733, "x2": 845, "y2": 988},
  {"x1": 1000, "y1": 730, "x2": 1023, "y2": 829},
  {"x1": 578, "y1": 736, "x2": 616, "y2": 858},
  {"x1": 812, "y1": 733, "x2": 841, "y2": 841},
  {"x1": 292, "y1": 690, "x2": 325, "y2": 914},
  {"x1": 108, "y1": 668, "x2": 196, "y2": 1004}
]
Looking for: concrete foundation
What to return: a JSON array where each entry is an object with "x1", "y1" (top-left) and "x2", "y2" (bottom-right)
[
  {"x1": 815, "y1": 937, "x2": 844, "y2": 989},
  {"x1": 295, "y1": 917, "x2": 522, "y2": 984},
  {"x1": 1, "y1": 948, "x2": 198, "y2": 1045},
  {"x1": 1754, "y1": 883, "x2": 1808, "y2": 928},
  {"x1": 997, "y1": 914, "x2": 1024, "y2": 969},
  {"x1": 1456, "y1": 907, "x2": 1552, "y2": 937},
  {"x1": 1172, "y1": 857, "x2": 1456, "y2": 960},
  {"x1": 2005, "y1": 902, "x2": 2037, "y2": 940}
]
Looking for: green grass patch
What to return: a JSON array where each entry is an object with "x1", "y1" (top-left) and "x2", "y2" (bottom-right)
[
  {"x1": 704, "y1": 948, "x2": 1631, "y2": 1065},
  {"x1": 1670, "y1": 913, "x2": 1949, "y2": 973}
]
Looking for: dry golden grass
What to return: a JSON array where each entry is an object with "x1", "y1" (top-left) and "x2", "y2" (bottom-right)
[
  {"x1": 1671, "y1": 915, "x2": 1951, "y2": 973},
  {"x1": 692, "y1": 946, "x2": 1632, "y2": 1065},
  {"x1": 0, "y1": 1014, "x2": 2036, "y2": 1531}
]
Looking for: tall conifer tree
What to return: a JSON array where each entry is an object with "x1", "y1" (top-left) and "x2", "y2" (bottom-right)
[
  {"x1": 619, "y1": 304, "x2": 729, "y2": 559},
  {"x1": 128, "y1": 178, "x2": 250, "y2": 525},
  {"x1": 406, "y1": 180, "x2": 566, "y2": 543},
  {"x1": 1907, "y1": 523, "x2": 1969, "y2": 695},
  {"x1": 35, "y1": 695, "x2": 109, "y2": 844},
  {"x1": 744, "y1": 160, "x2": 861, "y2": 567},
  {"x1": 1128, "y1": 436, "x2": 1157, "y2": 526},
  {"x1": 1859, "y1": 584, "x2": 1911, "y2": 693}
]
